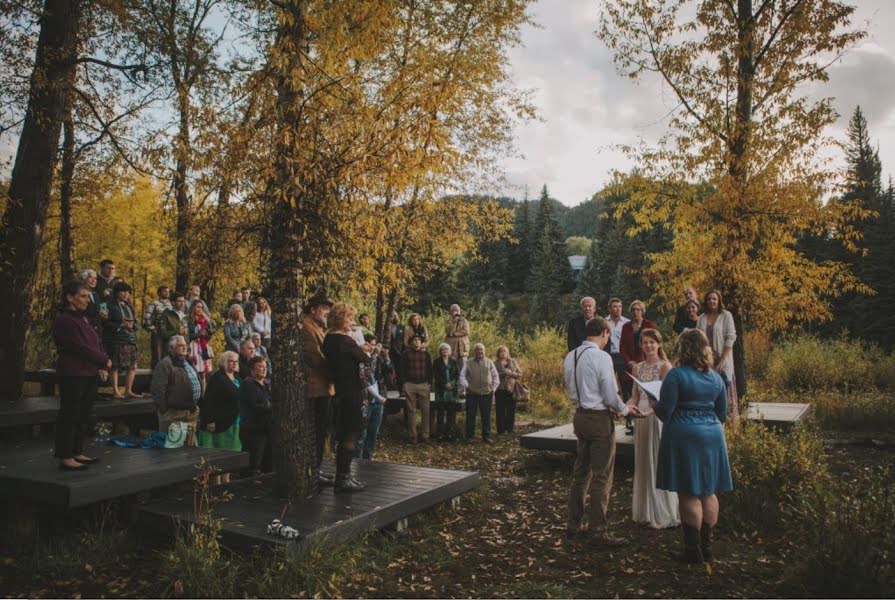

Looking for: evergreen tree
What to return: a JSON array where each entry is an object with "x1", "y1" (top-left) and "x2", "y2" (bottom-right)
[
  {"x1": 576, "y1": 233, "x2": 602, "y2": 299},
  {"x1": 528, "y1": 185, "x2": 574, "y2": 324},
  {"x1": 509, "y1": 196, "x2": 533, "y2": 293}
]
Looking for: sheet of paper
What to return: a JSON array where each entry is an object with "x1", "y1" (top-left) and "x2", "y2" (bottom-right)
[{"x1": 628, "y1": 373, "x2": 663, "y2": 402}]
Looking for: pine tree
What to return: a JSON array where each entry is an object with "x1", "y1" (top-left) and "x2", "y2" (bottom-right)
[
  {"x1": 509, "y1": 196, "x2": 533, "y2": 293},
  {"x1": 576, "y1": 233, "x2": 602, "y2": 299},
  {"x1": 528, "y1": 186, "x2": 574, "y2": 324}
]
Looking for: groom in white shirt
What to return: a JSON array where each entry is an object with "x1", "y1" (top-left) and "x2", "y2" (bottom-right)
[{"x1": 564, "y1": 316, "x2": 640, "y2": 546}]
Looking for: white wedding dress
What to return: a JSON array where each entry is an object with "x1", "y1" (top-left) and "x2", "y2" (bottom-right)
[{"x1": 632, "y1": 360, "x2": 680, "y2": 529}]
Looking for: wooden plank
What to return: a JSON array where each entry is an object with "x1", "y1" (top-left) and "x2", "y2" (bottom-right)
[
  {"x1": 139, "y1": 460, "x2": 480, "y2": 551},
  {"x1": 521, "y1": 402, "x2": 811, "y2": 453},
  {"x1": 0, "y1": 440, "x2": 248, "y2": 508},
  {"x1": 23, "y1": 369, "x2": 153, "y2": 395},
  {"x1": 0, "y1": 395, "x2": 156, "y2": 428}
]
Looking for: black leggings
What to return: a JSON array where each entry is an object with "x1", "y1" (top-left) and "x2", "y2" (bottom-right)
[
  {"x1": 495, "y1": 389, "x2": 516, "y2": 434},
  {"x1": 55, "y1": 375, "x2": 97, "y2": 459},
  {"x1": 333, "y1": 393, "x2": 363, "y2": 478},
  {"x1": 239, "y1": 424, "x2": 272, "y2": 474},
  {"x1": 310, "y1": 396, "x2": 332, "y2": 468}
]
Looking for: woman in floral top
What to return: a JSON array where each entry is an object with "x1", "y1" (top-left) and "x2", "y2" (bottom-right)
[{"x1": 432, "y1": 343, "x2": 461, "y2": 441}]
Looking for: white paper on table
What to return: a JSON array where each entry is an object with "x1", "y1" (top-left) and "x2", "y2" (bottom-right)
[{"x1": 628, "y1": 373, "x2": 663, "y2": 402}]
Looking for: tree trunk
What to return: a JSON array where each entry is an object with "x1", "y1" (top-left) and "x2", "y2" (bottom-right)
[
  {"x1": 174, "y1": 90, "x2": 192, "y2": 293},
  {"x1": 266, "y1": 3, "x2": 316, "y2": 499},
  {"x1": 0, "y1": 0, "x2": 82, "y2": 399},
  {"x1": 59, "y1": 98, "x2": 76, "y2": 285}
]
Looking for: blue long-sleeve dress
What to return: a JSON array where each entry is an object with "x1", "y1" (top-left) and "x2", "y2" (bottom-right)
[{"x1": 654, "y1": 366, "x2": 733, "y2": 495}]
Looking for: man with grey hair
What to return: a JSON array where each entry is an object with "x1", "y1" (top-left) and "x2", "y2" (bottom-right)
[
  {"x1": 80, "y1": 269, "x2": 101, "y2": 335},
  {"x1": 459, "y1": 342, "x2": 500, "y2": 443},
  {"x1": 567, "y1": 296, "x2": 597, "y2": 351},
  {"x1": 150, "y1": 335, "x2": 201, "y2": 437}
]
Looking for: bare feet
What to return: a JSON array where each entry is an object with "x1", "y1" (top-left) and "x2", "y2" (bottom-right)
[{"x1": 125, "y1": 391, "x2": 141, "y2": 398}]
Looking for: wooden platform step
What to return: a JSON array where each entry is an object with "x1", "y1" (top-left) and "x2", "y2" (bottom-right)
[
  {"x1": 139, "y1": 459, "x2": 480, "y2": 551},
  {"x1": 0, "y1": 439, "x2": 248, "y2": 508},
  {"x1": 0, "y1": 395, "x2": 156, "y2": 428}
]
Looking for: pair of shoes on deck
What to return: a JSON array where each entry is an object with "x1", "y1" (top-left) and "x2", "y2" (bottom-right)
[
  {"x1": 267, "y1": 519, "x2": 301, "y2": 540},
  {"x1": 334, "y1": 474, "x2": 367, "y2": 493}
]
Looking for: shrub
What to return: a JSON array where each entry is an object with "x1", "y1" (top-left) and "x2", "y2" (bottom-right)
[
  {"x1": 790, "y1": 466, "x2": 895, "y2": 597},
  {"x1": 520, "y1": 326, "x2": 569, "y2": 421},
  {"x1": 764, "y1": 334, "x2": 895, "y2": 392},
  {"x1": 744, "y1": 329, "x2": 772, "y2": 381},
  {"x1": 724, "y1": 421, "x2": 829, "y2": 532}
]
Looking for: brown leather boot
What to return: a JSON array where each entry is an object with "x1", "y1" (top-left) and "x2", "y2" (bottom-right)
[{"x1": 700, "y1": 523, "x2": 714, "y2": 563}]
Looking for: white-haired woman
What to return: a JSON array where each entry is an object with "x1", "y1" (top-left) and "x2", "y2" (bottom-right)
[
  {"x1": 432, "y1": 342, "x2": 461, "y2": 441},
  {"x1": 494, "y1": 346, "x2": 522, "y2": 435},
  {"x1": 198, "y1": 351, "x2": 242, "y2": 482},
  {"x1": 224, "y1": 303, "x2": 252, "y2": 352}
]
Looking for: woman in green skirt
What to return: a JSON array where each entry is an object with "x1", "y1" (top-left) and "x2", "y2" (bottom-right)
[{"x1": 198, "y1": 350, "x2": 242, "y2": 483}]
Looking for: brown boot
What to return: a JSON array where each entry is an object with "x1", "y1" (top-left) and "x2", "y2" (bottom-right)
[{"x1": 700, "y1": 523, "x2": 714, "y2": 563}]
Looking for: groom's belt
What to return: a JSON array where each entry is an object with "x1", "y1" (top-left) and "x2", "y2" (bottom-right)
[{"x1": 576, "y1": 407, "x2": 609, "y2": 413}]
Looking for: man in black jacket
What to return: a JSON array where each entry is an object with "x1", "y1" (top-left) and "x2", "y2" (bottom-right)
[{"x1": 567, "y1": 296, "x2": 596, "y2": 351}]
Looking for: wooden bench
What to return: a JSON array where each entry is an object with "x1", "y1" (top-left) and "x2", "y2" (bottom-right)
[{"x1": 24, "y1": 368, "x2": 153, "y2": 396}]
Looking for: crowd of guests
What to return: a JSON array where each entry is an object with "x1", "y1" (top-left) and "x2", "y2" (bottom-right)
[{"x1": 563, "y1": 287, "x2": 737, "y2": 564}]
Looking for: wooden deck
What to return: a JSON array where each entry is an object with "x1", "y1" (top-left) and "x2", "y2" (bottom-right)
[
  {"x1": 139, "y1": 459, "x2": 480, "y2": 551},
  {"x1": 520, "y1": 402, "x2": 810, "y2": 454},
  {"x1": 0, "y1": 395, "x2": 156, "y2": 428},
  {"x1": 0, "y1": 439, "x2": 248, "y2": 508},
  {"x1": 520, "y1": 423, "x2": 634, "y2": 457},
  {"x1": 24, "y1": 368, "x2": 153, "y2": 396}
]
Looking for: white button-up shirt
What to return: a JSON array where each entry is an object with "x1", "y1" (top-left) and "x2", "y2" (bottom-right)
[
  {"x1": 563, "y1": 341, "x2": 628, "y2": 414},
  {"x1": 605, "y1": 314, "x2": 629, "y2": 355}
]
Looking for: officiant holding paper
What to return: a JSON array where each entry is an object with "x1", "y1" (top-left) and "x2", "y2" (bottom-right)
[
  {"x1": 646, "y1": 329, "x2": 733, "y2": 564},
  {"x1": 563, "y1": 317, "x2": 640, "y2": 546},
  {"x1": 627, "y1": 329, "x2": 679, "y2": 529}
]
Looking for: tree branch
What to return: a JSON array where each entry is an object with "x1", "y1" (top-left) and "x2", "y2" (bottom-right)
[{"x1": 74, "y1": 56, "x2": 150, "y2": 74}]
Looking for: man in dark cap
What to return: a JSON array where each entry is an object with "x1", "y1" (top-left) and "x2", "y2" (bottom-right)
[{"x1": 302, "y1": 290, "x2": 335, "y2": 485}]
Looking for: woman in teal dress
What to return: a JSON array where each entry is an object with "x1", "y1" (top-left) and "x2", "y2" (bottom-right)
[
  {"x1": 198, "y1": 351, "x2": 242, "y2": 483},
  {"x1": 647, "y1": 329, "x2": 732, "y2": 564}
]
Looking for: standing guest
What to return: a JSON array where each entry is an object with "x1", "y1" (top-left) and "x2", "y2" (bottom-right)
[
  {"x1": 673, "y1": 287, "x2": 700, "y2": 334},
  {"x1": 253, "y1": 296, "x2": 272, "y2": 348},
  {"x1": 620, "y1": 300, "x2": 658, "y2": 374},
  {"x1": 224, "y1": 304, "x2": 253, "y2": 353},
  {"x1": 380, "y1": 348, "x2": 398, "y2": 392},
  {"x1": 302, "y1": 290, "x2": 334, "y2": 485},
  {"x1": 187, "y1": 301, "x2": 214, "y2": 394},
  {"x1": 158, "y1": 292, "x2": 189, "y2": 351},
  {"x1": 151, "y1": 335, "x2": 201, "y2": 436},
  {"x1": 400, "y1": 334, "x2": 433, "y2": 444},
  {"x1": 103, "y1": 281, "x2": 140, "y2": 399},
  {"x1": 646, "y1": 329, "x2": 733, "y2": 563},
  {"x1": 322, "y1": 302, "x2": 372, "y2": 492},
  {"x1": 198, "y1": 351, "x2": 242, "y2": 483},
  {"x1": 239, "y1": 356, "x2": 273, "y2": 475},
  {"x1": 52, "y1": 281, "x2": 111, "y2": 471},
  {"x1": 494, "y1": 346, "x2": 522, "y2": 436},
  {"x1": 605, "y1": 298, "x2": 630, "y2": 399},
  {"x1": 95, "y1": 259, "x2": 116, "y2": 300},
  {"x1": 403, "y1": 313, "x2": 428, "y2": 349},
  {"x1": 389, "y1": 311, "x2": 405, "y2": 386},
  {"x1": 627, "y1": 329, "x2": 679, "y2": 529},
  {"x1": 432, "y1": 343, "x2": 461, "y2": 441},
  {"x1": 444, "y1": 304, "x2": 470, "y2": 371},
  {"x1": 567, "y1": 296, "x2": 597, "y2": 351},
  {"x1": 243, "y1": 301, "x2": 258, "y2": 334},
  {"x1": 356, "y1": 334, "x2": 386, "y2": 459},
  {"x1": 184, "y1": 285, "x2": 201, "y2": 312},
  {"x1": 563, "y1": 317, "x2": 636, "y2": 546},
  {"x1": 143, "y1": 285, "x2": 172, "y2": 368},
  {"x1": 459, "y1": 343, "x2": 500, "y2": 444},
  {"x1": 251, "y1": 333, "x2": 271, "y2": 368},
  {"x1": 80, "y1": 269, "x2": 102, "y2": 335},
  {"x1": 697, "y1": 290, "x2": 739, "y2": 421},
  {"x1": 240, "y1": 287, "x2": 252, "y2": 306},
  {"x1": 223, "y1": 289, "x2": 243, "y2": 319},
  {"x1": 238, "y1": 339, "x2": 256, "y2": 380},
  {"x1": 677, "y1": 300, "x2": 701, "y2": 334},
  {"x1": 358, "y1": 313, "x2": 373, "y2": 337}
]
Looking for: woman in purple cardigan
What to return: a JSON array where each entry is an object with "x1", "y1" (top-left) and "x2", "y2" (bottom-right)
[{"x1": 52, "y1": 281, "x2": 112, "y2": 470}]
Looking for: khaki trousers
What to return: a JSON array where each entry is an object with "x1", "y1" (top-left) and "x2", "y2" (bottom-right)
[
  {"x1": 567, "y1": 409, "x2": 616, "y2": 533},
  {"x1": 404, "y1": 382, "x2": 431, "y2": 441}
]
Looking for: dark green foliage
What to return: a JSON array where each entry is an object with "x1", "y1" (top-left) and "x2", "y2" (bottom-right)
[
  {"x1": 528, "y1": 186, "x2": 574, "y2": 324},
  {"x1": 802, "y1": 106, "x2": 895, "y2": 349}
]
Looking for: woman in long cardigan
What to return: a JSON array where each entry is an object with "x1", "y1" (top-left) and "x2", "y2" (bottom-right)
[
  {"x1": 696, "y1": 290, "x2": 739, "y2": 421},
  {"x1": 52, "y1": 281, "x2": 111, "y2": 470}
]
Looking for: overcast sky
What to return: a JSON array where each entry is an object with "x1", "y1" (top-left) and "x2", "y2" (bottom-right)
[{"x1": 497, "y1": 0, "x2": 895, "y2": 206}]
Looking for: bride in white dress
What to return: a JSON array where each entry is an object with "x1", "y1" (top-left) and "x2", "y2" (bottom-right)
[{"x1": 628, "y1": 329, "x2": 680, "y2": 529}]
